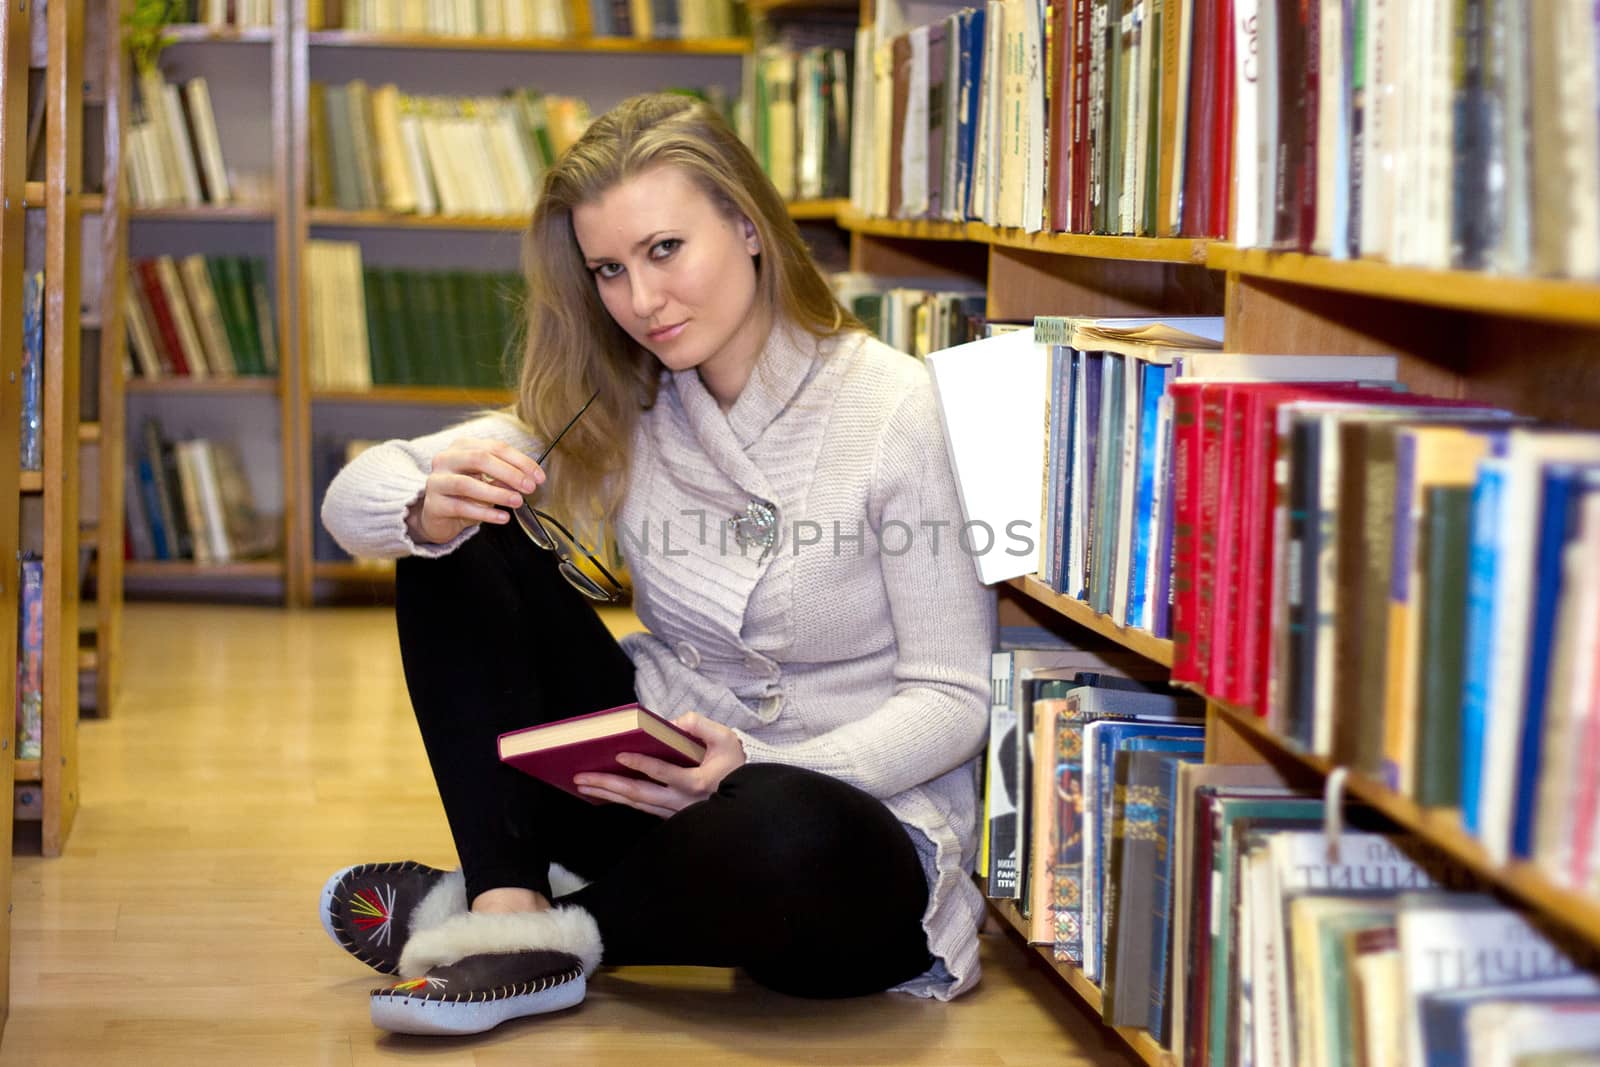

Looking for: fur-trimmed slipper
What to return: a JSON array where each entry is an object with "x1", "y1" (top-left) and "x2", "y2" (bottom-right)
[
  {"x1": 320, "y1": 861, "x2": 466, "y2": 975},
  {"x1": 370, "y1": 906, "x2": 603, "y2": 1036}
]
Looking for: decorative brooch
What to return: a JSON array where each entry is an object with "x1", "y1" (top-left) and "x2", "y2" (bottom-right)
[{"x1": 728, "y1": 498, "x2": 780, "y2": 562}]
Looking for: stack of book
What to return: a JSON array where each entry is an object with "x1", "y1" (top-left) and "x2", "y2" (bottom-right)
[
  {"x1": 307, "y1": 0, "x2": 745, "y2": 40},
  {"x1": 127, "y1": 72, "x2": 235, "y2": 209},
  {"x1": 931, "y1": 319, "x2": 1600, "y2": 870},
  {"x1": 747, "y1": 35, "x2": 853, "y2": 202},
  {"x1": 127, "y1": 418, "x2": 279, "y2": 565},
  {"x1": 124, "y1": 255, "x2": 279, "y2": 380},
  {"x1": 828, "y1": 272, "x2": 985, "y2": 357},
  {"x1": 305, "y1": 240, "x2": 524, "y2": 391},
  {"x1": 308, "y1": 83, "x2": 593, "y2": 218}
]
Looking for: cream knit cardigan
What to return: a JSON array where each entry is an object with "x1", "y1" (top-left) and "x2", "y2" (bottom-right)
[{"x1": 321, "y1": 322, "x2": 997, "y2": 999}]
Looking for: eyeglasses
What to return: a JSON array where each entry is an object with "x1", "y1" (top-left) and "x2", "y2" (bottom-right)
[{"x1": 511, "y1": 392, "x2": 626, "y2": 603}]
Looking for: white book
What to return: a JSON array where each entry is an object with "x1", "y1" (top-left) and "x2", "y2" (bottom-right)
[
  {"x1": 1169, "y1": 351, "x2": 1399, "y2": 382},
  {"x1": 1396, "y1": 894, "x2": 1591, "y2": 1067},
  {"x1": 1466, "y1": 999, "x2": 1600, "y2": 1067},
  {"x1": 925, "y1": 326, "x2": 1046, "y2": 584},
  {"x1": 396, "y1": 107, "x2": 438, "y2": 216},
  {"x1": 850, "y1": 25, "x2": 876, "y2": 214},
  {"x1": 1020, "y1": 0, "x2": 1046, "y2": 232},
  {"x1": 182, "y1": 77, "x2": 231, "y2": 204},
  {"x1": 902, "y1": 25, "x2": 930, "y2": 218},
  {"x1": 1231, "y1": 0, "x2": 1261, "y2": 246},
  {"x1": 1358, "y1": 0, "x2": 1394, "y2": 259},
  {"x1": 941, "y1": 12, "x2": 964, "y2": 222},
  {"x1": 1311, "y1": 0, "x2": 1344, "y2": 256},
  {"x1": 1110, "y1": 345, "x2": 1142, "y2": 623},
  {"x1": 1478, "y1": 431, "x2": 1600, "y2": 863}
]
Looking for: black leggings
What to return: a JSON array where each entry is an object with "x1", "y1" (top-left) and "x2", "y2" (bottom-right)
[{"x1": 394, "y1": 518, "x2": 934, "y2": 997}]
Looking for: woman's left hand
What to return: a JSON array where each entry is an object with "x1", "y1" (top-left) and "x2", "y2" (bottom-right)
[{"x1": 572, "y1": 712, "x2": 747, "y2": 818}]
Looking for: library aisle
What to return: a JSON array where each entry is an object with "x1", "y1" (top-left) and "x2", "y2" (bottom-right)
[{"x1": 3, "y1": 603, "x2": 1138, "y2": 1065}]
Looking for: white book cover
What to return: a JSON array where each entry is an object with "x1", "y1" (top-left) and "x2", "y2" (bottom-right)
[
  {"x1": 1358, "y1": 0, "x2": 1395, "y2": 259},
  {"x1": 850, "y1": 25, "x2": 876, "y2": 214},
  {"x1": 182, "y1": 77, "x2": 231, "y2": 204},
  {"x1": 1311, "y1": 0, "x2": 1345, "y2": 256},
  {"x1": 902, "y1": 25, "x2": 931, "y2": 218},
  {"x1": 1232, "y1": 0, "x2": 1261, "y2": 247},
  {"x1": 1396, "y1": 893, "x2": 1589, "y2": 1067},
  {"x1": 1466, "y1": 999, "x2": 1600, "y2": 1067},
  {"x1": 1479, "y1": 431, "x2": 1600, "y2": 864},
  {"x1": 1169, "y1": 351, "x2": 1399, "y2": 382},
  {"x1": 926, "y1": 327, "x2": 1046, "y2": 584},
  {"x1": 1020, "y1": 0, "x2": 1046, "y2": 232}
]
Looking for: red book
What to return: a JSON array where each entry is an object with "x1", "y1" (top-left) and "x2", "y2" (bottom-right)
[
  {"x1": 134, "y1": 259, "x2": 192, "y2": 376},
  {"x1": 1167, "y1": 381, "x2": 1205, "y2": 683},
  {"x1": 497, "y1": 703, "x2": 705, "y2": 805}
]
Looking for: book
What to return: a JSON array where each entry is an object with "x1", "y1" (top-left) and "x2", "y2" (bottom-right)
[{"x1": 496, "y1": 702, "x2": 705, "y2": 804}]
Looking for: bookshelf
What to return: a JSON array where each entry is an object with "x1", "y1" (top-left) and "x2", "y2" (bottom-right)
[
  {"x1": 0, "y1": 0, "x2": 25, "y2": 1034},
  {"x1": 838, "y1": 3, "x2": 1600, "y2": 1063}
]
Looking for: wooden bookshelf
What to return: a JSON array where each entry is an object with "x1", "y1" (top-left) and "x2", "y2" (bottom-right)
[
  {"x1": 19, "y1": 471, "x2": 43, "y2": 492},
  {"x1": 123, "y1": 559, "x2": 286, "y2": 580},
  {"x1": 1006, "y1": 577, "x2": 1175, "y2": 667},
  {"x1": 126, "y1": 376, "x2": 280, "y2": 396},
  {"x1": 312, "y1": 561, "x2": 397, "y2": 583},
  {"x1": 787, "y1": 198, "x2": 848, "y2": 221},
  {"x1": 310, "y1": 385, "x2": 513, "y2": 406},
  {"x1": 306, "y1": 208, "x2": 526, "y2": 231},
  {"x1": 130, "y1": 203, "x2": 276, "y2": 222},
  {"x1": 837, "y1": 205, "x2": 968, "y2": 242},
  {"x1": 986, "y1": 896, "x2": 1174, "y2": 1067},
  {"x1": 304, "y1": 31, "x2": 751, "y2": 55},
  {"x1": 1208, "y1": 244, "x2": 1600, "y2": 329},
  {"x1": 1208, "y1": 701, "x2": 1600, "y2": 950},
  {"x1": 14, "y1": 762, "x2": 40, "y2": 786}
]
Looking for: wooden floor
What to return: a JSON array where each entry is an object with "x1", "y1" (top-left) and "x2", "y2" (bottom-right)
[{"x1": 4, "y1": 603, "x2": 1141, "y2": 1065}]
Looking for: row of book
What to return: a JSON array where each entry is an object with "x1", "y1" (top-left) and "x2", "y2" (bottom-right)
[
  {"x1": 984, "y1": 661, "x2": 1600, "y2": 1066},
  {"x1": 308, "y1": 82, "x2": 593, "y2": 218},
  {"x1": 1232, "y1": 0, "x2": 1600, "y2": 277},
  {"x1": 747, "y1": 44, "x2": 852, "y2": 203},
  {"x1": 124, "y1": 255, "x2": 279, "y2": 380},
  {"x1": 828, "y1": 272, "x2": 985, "y2": 359},
  {"x1": 174, "y1": 1, "x2": 275, "y2": 28},
  {"x1": 306, "y1": 240, "x2": 523, "y2": 390},
  {"x1": 849, "y1": 1, "x2": 1229, "y2": 235},
  {"x1": 848, "y1": 1, "x2": 1600, "y2": 280},
  {"x1": 307, "y1": 0, "x2": 747, "y2": 40},
  {"x1": 929, "y1": 319, "x2": 1600, "y2": 868},
  {"x1": 127, "y1": 419, "x2": 278, "y2": 565},
  {"x1": 128, "y1": 71, "x2": 234, "y2": 209}
]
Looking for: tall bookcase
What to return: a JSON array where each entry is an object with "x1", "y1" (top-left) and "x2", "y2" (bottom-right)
[
  {"x1": 835, "y1": 3, "x2": 1600, "y2": 1064},
  {"x1": 9, "y1": 0, "x2": 127, "y2": 860}
]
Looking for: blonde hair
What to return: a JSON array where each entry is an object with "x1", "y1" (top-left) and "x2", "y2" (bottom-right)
[{"x1": 512, "y1": 91, "x2": 860, "y2": 527}]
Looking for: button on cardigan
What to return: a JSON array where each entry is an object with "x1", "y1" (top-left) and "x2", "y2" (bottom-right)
[{"x1": 321, "y1": 321, "x2": 998, "y2": 999}]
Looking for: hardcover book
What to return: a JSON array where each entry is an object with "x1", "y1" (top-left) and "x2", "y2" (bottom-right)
[{"x1": 497, "y1": 703, "x2": 705, "y2": 804}]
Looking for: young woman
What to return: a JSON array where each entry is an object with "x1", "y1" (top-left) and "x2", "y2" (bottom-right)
[{"x1": 319, "y1": 92, "x2": 995, "y2": 1036}]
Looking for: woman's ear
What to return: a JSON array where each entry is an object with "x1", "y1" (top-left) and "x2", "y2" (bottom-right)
[{"x1": 742, "y1": 217, "x2": 761, "y2": 256}]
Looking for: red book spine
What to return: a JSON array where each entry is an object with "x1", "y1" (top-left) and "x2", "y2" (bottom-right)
[
  {"x1": 134, "y1": 259, "x2": 191, "y2": 376},
  {"x1": 1168, "y1": 381, "x2": 1205, "y2": 683},
  {"x1": 1180, "y1": 0, "x2": 1217, "y2": 235},
  {"x1": 1207, "y1": 0, "x2": 1237, "y2": 237},
  {"x1": 1070, "y1": 0, "x2": 1092, "y2": 232},
  {"x1": 1236, "y1": 389, "x2": 1281, "y2": 712},
  {"x1": 1208, "y1": 387, "x2": 1249, "y2": 700},
  {"x1": 1047, "y1": 0, "x2": 1073, "y2": 231}
]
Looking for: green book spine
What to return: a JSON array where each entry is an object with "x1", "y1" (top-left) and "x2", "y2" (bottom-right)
[
  {"x1": 202, "y1": 256, "x2": 250, "y2": 376},
  {"x1": 246, "y1": 257, "x2": 278, "y2": 374},
  {"x1": 379, "y1": 269, "x2": 415, "y2": 386},
  {"x1": 1413, "y1": 486, "x2": 1474, "y2": 807},
  {"x1": 362, "y1": 268, "x2": 391, "y2": 385}
]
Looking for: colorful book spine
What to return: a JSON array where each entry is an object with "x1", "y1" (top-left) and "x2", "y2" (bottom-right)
[{"x1": 15, "y1": 557, "x2": 43, "y2": 760}]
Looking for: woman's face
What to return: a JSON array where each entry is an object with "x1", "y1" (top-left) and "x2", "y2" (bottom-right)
[{"x1": 572, "y1": 164, "x2": 770, "y2": 406}]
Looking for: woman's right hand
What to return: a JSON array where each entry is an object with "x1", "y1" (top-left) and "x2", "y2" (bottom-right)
[{"x1": 407, "y1": 437, "x2": 546, "y2": 545}]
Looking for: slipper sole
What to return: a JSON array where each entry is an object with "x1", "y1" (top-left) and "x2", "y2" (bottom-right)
[
  {"x1": 321, "y1": 861, "x2": 451, "y2": 975},
  {"x1": 370, "y1": 972, "x2": 587, "y2": 1035}
]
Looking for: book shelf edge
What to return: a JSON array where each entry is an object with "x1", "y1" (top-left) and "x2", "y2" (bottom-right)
[{"x1": 1007, "y1": 576, "x2": 1175, "y2": 667}]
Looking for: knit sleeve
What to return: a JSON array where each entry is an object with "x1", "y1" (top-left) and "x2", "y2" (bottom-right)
[
  {"x1": 319, "y1": 411, "x2": 540, "y2": 560},
  {"x1": 735, "y1": 378, "x2": 997, "y2": 798}
]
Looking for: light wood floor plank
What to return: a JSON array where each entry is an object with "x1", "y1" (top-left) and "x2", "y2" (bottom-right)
[{"x1": 3, "y1": 603, "x2": 1139, "y2": 1065}]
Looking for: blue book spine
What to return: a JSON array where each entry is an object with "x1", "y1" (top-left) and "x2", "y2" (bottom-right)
[
  {"x1": 1049, "y1": 355, "x2": 1075, "y2": 598},
  {"x1": 954, "y1": 6, "x2": 984, "y2": 220},
  {"x1": 1511, "y1": 464, "x2": 1600, "y2": 857},
  {"x1": 1087, "y1": 721, "x2": 1204, "y2": 983},
  {"x1": 136, "y1": 456, "x2": 172, "y2": 560},
  {"x1": 1459, "y1": 459, "x2": 1507, "y2": 834},
  {"x1": 1127, "y1": 361, "x2": 1169, "y2": 629},
  {"x1": 19, "y1": 271, "x2": 43, "y2": 471},
  {"x1": 1152, "y1": 395, "x2": 1177, "y2": 637},
  {"x1": 1042, "y1": 345, "x2": 1067, "y2": 588},
  {"x1": 1147, "y1": 752, "x2": 1195, "y2": 1042}
]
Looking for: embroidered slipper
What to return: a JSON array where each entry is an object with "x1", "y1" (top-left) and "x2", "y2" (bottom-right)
[
  {"x1": 370, "y1": 905, "x2": 604, "y2": 1036},
  {"x1": 320, "y1": 861, "x2": 466, "y2": 974}
]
